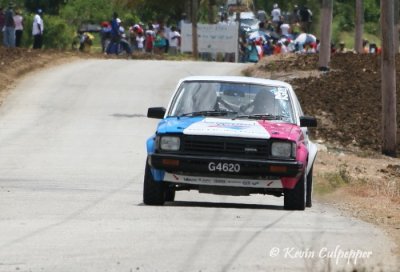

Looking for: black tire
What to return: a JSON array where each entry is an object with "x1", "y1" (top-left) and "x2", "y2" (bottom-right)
[
  {"x1": 284, "y1": 173, "x2": 306, "y2": 210},
  {"x1": 165, "y1": 185, "x2": 176, "y2": 202},
  {"x1": 143, "y1": 162, "x2": 165, "y2": 205},
  {"x1": 306, "y1": 166, "x2": 313, "y2": 208}
]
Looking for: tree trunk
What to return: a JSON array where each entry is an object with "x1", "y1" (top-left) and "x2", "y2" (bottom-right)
[
  {"x1": 355, "y1": 0, "x2": 364, "y2": 53},
  {"x1": 381, "y1": 0, "x2": 397, "y2": 157},
  {"x1": 318, "y1": 0, "x2": 333, "y2": 70},
  {"x1": 394, "y1": 0, "x2": 399, "y2": 52},
  {"x1": 191, "y1": 0, "x2": 199, "y2": 59},
  {"x1": 208, "y1": 0, "x2": 215, "y2": 24}
]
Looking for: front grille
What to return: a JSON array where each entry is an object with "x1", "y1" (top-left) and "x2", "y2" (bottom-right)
[{"x1": 181, "y1": 135, "x2": 269, "y2": 159}]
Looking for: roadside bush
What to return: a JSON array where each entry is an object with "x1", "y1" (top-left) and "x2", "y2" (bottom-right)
[
  {"x1": 42, "y1": 16, "x2": 76, "y2": 50},
  {"x1": 21, "y1": 14, "x2": 75, "y2": 49},
  {"x1": 20, "y1": 13, "x2": 33, "y2": 48}
]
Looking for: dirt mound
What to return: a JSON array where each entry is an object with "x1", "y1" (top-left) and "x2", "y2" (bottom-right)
[{"x1": 257, "y1": 53, "x2": 399, "y2": 154}]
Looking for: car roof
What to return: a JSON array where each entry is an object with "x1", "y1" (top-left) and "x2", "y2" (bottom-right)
[{"x1": 180, "y1": 76, "x2": 293, "y2": 89}]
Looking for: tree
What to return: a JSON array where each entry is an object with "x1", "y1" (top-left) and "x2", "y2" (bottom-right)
[
  {"x1": 381, "y1": 0, "x2": 397, "y2": 157},
  {"x1": 191, "y1": 0, "x2": 199, "y2": 59},
  {"x1": 24, "y1": 0, "x2": 66, "y2": 14},
  {"x1": 318, "y1": 0, "x2": 333, "y2": 70},
  {"x1": 394, "y1": 0, "x2": 399, "y2": 52},
  {"x1": 60, "y1": 0, "x2": 114, "y2": 25},
  {"x1": 355, "y1": 0, "x2": 364, "y2": 53}
]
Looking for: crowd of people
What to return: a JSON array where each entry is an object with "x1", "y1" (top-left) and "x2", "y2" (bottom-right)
[
  {"x1": 238, "y1": 3, "x2": 317, "y2": 63},
  {"x1": 0, "y1": 3, "x2": 44, "y2": 49},
  {"x1": 239, "y1": 3, "x2": 380, "y2": 63},
  {"x1": 99, "y1": 12, "x2": 182, "y2": 56}
]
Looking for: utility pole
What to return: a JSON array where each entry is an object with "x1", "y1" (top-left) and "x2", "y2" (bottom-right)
[
  {"x1": 355, "y1": 0, "x2": 364, "y2": 53},
  {"x1": 191, "y1": 0, "x2": 199, "y2": 59},
  {"x1": 318, "y1": 0, "x2": 333, "y2": 70},
  {"x1": 381, "y1": 0, "x2": 397, "y2": 157}
]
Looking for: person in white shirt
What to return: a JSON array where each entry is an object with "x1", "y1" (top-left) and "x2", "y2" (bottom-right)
[
  {"x1": 32, "y1": 9, "x2": 43, "y2": 49},
  {"x1": 271, "y1": 3, "x2": 281, "y2": 28},
  {"x1": 136, "y1": 33, "x2": 144, "y2": 52},
  {"x1": 280, "y1": 23, "x2": 291, "y2": 38},
  {"x1": 168, "y1": 26, "x2": 181, "y2": 55},
  {"x1": 13, "y1": 9, "x2": 23, "y2": 47}
]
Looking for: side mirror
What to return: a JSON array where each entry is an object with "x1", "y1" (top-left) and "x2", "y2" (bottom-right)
[
  {"x1": 300, "y1": 116, "x2": 317, "y2": 127},
  {"x1": 147, "y1": 107, "x2": 166, "y2": 119}
]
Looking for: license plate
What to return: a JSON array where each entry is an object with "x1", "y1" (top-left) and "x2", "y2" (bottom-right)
[{"x1": 208, "y1": 162, "x2": 240, "y2": 173}]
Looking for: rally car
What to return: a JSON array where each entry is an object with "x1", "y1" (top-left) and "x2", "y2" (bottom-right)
[{"x1": 144, "y1": 76, "x2": 317, "y2": 210}]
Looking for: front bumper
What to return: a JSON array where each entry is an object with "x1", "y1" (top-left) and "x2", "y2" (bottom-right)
[{"x1": 149, "y1": 153, "x2": 303, "y2": 179}]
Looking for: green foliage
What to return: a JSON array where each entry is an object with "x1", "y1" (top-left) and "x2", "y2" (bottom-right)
[
  {"x1": 134, "y1": 0, "x2": 186, "y2": 24},
  {"x1": 334, "y1": 1, "x2": 354, "y2": 32},
  {"x1": 60, "y1": 0, "x2": 114, "y2": 25},
  {"x1": 20, "y1": 13, "x2": 33, "y2": 47},
  {"x1": 0, "y1": 0, "x2": 24, "y2": 9},
  {"x1": 23, "y1": 0, "x2": 66, "y2": 14},
  {"x1": 42, "y1": 15, "x2": 75, "y2": 49}
]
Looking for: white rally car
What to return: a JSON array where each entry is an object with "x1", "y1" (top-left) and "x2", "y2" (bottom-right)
[{"x1": 144, "y1": 76, "x2": 317, "y2": 210}]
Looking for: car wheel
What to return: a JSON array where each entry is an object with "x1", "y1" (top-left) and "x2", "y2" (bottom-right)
[
  {"x1": 284, "y1": 173, "x2": 306, "y2": 211},
  {"x1": 165, "y1": 185, "x2": 176, "y2": 202},
  {"x1": 143, "y1": 162, "x2": 165, "y2": 205},
  {"x1": 306, "y1": 166, "x2": 313, "y2": 208}
]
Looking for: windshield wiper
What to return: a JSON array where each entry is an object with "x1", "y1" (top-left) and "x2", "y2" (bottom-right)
[
  {"x1": 235, "y1": 114, "x2": 287, "y2": 120},
  {"x1": 179, "y1": 110, "x2": 237, "y2": 117}
]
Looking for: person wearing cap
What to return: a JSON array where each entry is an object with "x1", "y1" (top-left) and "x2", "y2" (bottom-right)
[
  {"x1": 3, "y1": 2, "x2": 15, "y2": 47},
  {"x1": 32, "y1": 9, "x2": 43, "y2": 49}
]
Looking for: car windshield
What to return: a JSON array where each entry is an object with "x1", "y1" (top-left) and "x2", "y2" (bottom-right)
[
  {"x1": 168, "y1": 81, "x2": 295, "y2": 123},
  {"x1": 240, "y1": 18, "x2": 258, "y2": 26}
]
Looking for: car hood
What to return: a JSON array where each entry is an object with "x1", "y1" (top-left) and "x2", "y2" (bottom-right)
[{"x1": 157, "y1": 117, "x2": 301, "y2": 141}]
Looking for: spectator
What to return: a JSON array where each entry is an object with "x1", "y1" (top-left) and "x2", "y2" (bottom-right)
[
  {"x1": 100, "y1": 21, "x2": 111, "y2": 53},
  {"x1": 337, "y1": 41, "x2": 348, "y2": 53},
  {"x1": 13, "y1": 9, "x2": 23, "y2": 47},
  {"x1": 262, "y1": 40, "x2": 274, "y2": 56},
  {"x1": 32, "y1": 9, "x2": 43, "y2": 49},
  {"x1": 3, "y1": 3, "x2": 15, "y2": 48},
  {"x1": 271, "y1": 3, "x2": 281, "y2": 30},
  {"x1": 247, "y1": 40, "x2": 259, "y2": 63},
  {"x1": 0, "y1": 7, "x2": 5, "y2": 45},
  {"x1": 145, "y1": 23, "x2": 155, "y2": 53},
  {"x1": 362, "y1": 39, "x2": 369, "y2": 53},
  {"x1": 136, "y1": 32, "x2": 144, "y2": 52},
  {"x1": 273, "y1": 42, "x2": 282, "y2": 55},
  {"x1": 118, "y1": 19, "x2": 132, "y2": 55},
  {"x1": 280, "y1": 22, "x2": 291, "y2": 38},
  {"x1": 168, "y1": 26, "x2": 180, "y2": 55},
  {"x1": 110, "y1": 13, "x2": 120, "y2": 45},
  {"x1": 129, "y1": 24, "x2": 143, "y2": 50},
  {"x1": 298, "y1": 5, "x2": 312, "y2": 33},
  {"x1": 290, "y1": 5, "x2": 300, "y2": 25},
  {"x1": 153, "y1": 29, "x2": 167, "y2": 54},
  {"x1": 257, "y1": 10, "x2": 267, "y2": 23}
]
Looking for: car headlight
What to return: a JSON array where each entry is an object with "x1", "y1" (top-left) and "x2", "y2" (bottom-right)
[
  {"x1": 271, "y1": 141, "x2": 296, "y2": 158},
  {"x1": 160, "y1": 136, "x2": 180, "y2": 151}
]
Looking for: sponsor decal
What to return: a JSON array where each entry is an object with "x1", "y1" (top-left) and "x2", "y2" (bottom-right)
[
  {"x1": 163, "y1": 173, "x2": 282, "y2": 188},
  {"x1": 183, "y1": 118, "x2": 271, "y2": 139},
  {"x1": 273, "y1": 87, "x2": 289, "y2": 100}
]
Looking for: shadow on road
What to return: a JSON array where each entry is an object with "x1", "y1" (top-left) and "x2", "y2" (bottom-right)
[{"x1": 139, "y1": 200, "x2": 284, "y2": 210}]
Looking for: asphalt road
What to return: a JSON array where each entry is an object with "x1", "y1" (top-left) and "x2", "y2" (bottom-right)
[{"x1": 0, "y1": 60, "x2": 398, "y2": 272}]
